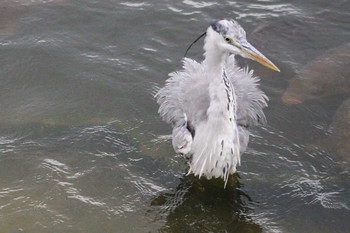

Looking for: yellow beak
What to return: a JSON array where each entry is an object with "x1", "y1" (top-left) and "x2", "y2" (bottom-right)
[{"x1": 239, "y1": 40, "x2": 280, "y2": 72}]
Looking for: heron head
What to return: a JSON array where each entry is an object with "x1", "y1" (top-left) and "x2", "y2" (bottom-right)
[{"x1": 209, "y1": 19, "x2": 280, "y2": 72}]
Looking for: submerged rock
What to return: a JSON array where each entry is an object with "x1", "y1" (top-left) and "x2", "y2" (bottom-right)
[
  {"x1": 0, "y1": 2, "x2": 26, "y2": 36},
  {"x1": 282, "y1": 43, "x2": 350, "y2": 105},
  {"x1": 0, "y1": 0, "x2": 66, "y2": 36},
  {"x1": 326, "y1": 98, "x2": 350, "y2": 164}
]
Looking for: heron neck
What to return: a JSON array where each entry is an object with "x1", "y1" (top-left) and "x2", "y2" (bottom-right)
[
  {"x1": 203, "y1": 50, "x2": 228, "y2": 70},
  {"x1": 202, "y1": 31, "x2": 229, "y2": 77}
]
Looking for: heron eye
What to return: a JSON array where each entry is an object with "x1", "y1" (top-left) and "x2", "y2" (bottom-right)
[{"x1": 224, "y1": 37, "x2": 231, "y2": 43}]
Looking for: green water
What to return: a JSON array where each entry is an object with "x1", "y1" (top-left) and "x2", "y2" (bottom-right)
[{"x1": 0, "y1": 0, "x2": 349, "y2": 232}]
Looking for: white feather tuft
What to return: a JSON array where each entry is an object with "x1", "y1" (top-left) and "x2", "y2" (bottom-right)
[{"x1": 155, "y1": 54, "x2": 268, "y2": 186}]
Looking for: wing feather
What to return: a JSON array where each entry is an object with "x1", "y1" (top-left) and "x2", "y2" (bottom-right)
[
  {"x1": 226, "y1": 55, "x2": 268, "y2": 127},
  {"x1": 155, "y1": 58, "x2": 210, "y2": 127}
]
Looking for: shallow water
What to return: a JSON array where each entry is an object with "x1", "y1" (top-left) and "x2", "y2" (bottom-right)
[{"x1": 0, "y1": 0, "x2": 349, "y2": 232}]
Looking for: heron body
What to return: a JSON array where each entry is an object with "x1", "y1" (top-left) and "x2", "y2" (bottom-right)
[{"x1": 156, "y1": 19, "x2": 279, "y2": 185}]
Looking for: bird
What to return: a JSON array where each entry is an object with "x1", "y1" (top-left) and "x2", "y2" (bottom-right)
[{"x1": 155, "y1": 19, "x2": 280, "y2": 186}]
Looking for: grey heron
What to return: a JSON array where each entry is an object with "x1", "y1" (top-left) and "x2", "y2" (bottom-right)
[{"x1": 156, "y1": 19, "x2": 280, "y2": 186}]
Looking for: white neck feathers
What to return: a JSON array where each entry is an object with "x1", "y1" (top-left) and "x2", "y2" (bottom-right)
[{"x1": 203, "y1": 27, "x2": 229, "y2": 71}]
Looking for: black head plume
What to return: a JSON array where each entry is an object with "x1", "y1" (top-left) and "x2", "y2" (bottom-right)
[{"x1": 184, "y1": 31, "x2": 206, "y2": 57}]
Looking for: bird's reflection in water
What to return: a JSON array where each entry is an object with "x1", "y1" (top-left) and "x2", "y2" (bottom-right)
[{"x1": 151, "y1": 174, "x2": 262, "y2": 233}]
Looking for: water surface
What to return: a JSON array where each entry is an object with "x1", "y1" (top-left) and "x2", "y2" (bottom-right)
[{"x1": 0, "y1": 0, "x2": 349, "y2": 232}]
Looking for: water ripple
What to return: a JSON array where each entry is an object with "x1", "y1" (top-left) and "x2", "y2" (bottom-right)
[
  {"x1": 182, "y1": 0, "x2": 217, "y2": 8},
  {"x1": 120, "y1": 2, "x2": 150, "y2": 8},
  {"x1": 281, "y1": 177, "x2": 350, "y2": 210},
  {"x1": 0, "y1": 136, "x2": 18, "y2": 153},
  {"x1": 41, "y1": 158, "x2": 70, "y2": 175},
  {"x1": 236, "y1": 4, "x2": 303, "y2": 20},
  {"x1": 65, "y1": 185, "x2": 106, "y2": 207},
  {"x1": 0, "y1": 186, "x2": 24, "y2": 198},
  {"x1": 130, "y1": 176, "x2": 167, "y2": 196}
]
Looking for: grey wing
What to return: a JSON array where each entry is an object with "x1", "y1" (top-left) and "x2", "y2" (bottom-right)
[
  {"x1": 155, "y1": 58, "x2": 210, "y2": 154},
  {"x1": 171, "y1": 116, "x2": 193, "y2": 155}
]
